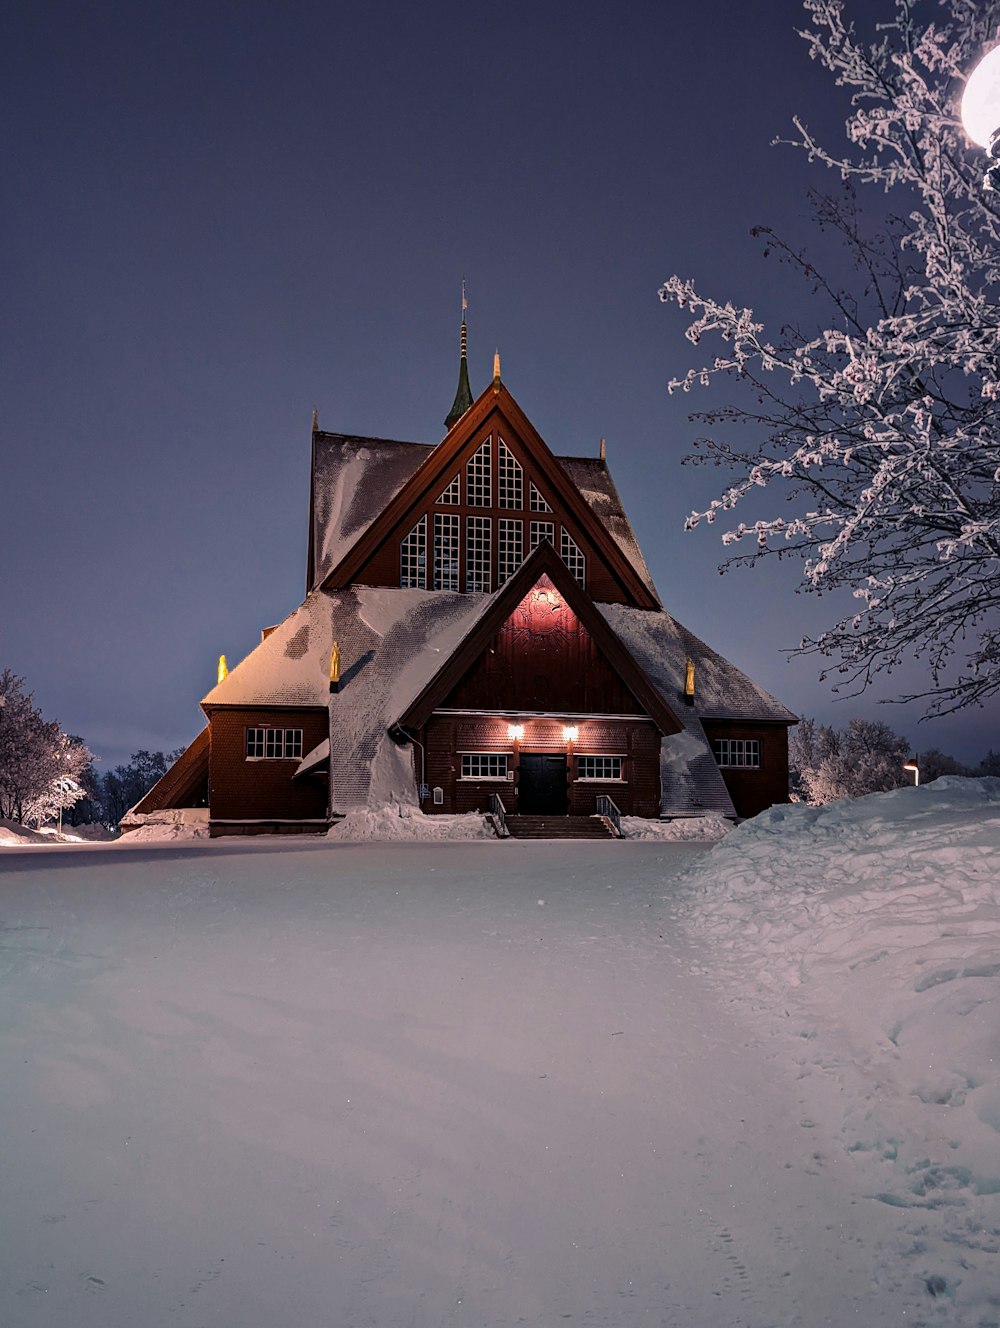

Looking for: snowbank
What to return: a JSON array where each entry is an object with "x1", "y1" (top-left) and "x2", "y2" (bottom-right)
[
  {"x1": 621, "y1": 812, "x2": 731, "y2": 841},
  {"x1": 680, "y1": 777, "x2": 1000, "y2": 1308},
  {"x1": 0, "y1": 817, "x2": 51, "y2": 846},
  {"x1": 0, "y1": 819, "x2": 117, "y2": 846},
  {"x1": 119, "y1": 808, "x2": 211, "y2": 842},
  {"x1": 330, "y1": 803, "x2": 497, "y2": 841}
]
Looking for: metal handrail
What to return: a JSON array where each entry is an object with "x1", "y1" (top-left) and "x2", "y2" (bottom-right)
[
  {"x1": 488, "y1": 792, "x2": 509, "y2": 838},
  {"x1": 595, "y1": 794, "x2": 623, "y2": 838}
]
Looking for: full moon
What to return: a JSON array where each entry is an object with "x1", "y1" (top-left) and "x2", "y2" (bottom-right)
[{"x1": 961, "y1": 45, "x2": 1000, "y2": 148}]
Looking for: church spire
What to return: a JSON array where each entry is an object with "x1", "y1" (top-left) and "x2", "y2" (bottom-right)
[{"x1": 444, "y1": 282, "x2": 473, "y2": 430}]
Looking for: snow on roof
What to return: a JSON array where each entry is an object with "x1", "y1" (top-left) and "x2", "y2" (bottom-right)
[
  {"x1": 326, "y1": 586, "x2": 494, "y2": 810},
  {"x1": 555, "y1": 456, "x2": 658, "y2": 599},
  {"x1": 312, "y1": 434, "x2": 433, "y2": 588},
  {"x1": 202, "y1": 591, "x2": 336, "y2": 708},
  {"x1": 598, "y1": 602, "x2": 795, "y2": 818},
  {"x1": 598, "y1": 602, "x2": 797, "y2": 725},
  {"x1": 202, "y1": 578, "x2": 790, "y2": 815},
  {"x1": 659, "y1": 719, "x2": 737, "y2": 818},
  {"x1": 310, "y1": 433, "x2": 657, "y2": 596},
  {"x1": 312, "y1": 435, "x2": 432, "y2": 586}
]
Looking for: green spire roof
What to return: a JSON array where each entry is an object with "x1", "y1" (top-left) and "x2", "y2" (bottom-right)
[{"x1": 444, "y1": 315, "x2": 473, "y2": 429}]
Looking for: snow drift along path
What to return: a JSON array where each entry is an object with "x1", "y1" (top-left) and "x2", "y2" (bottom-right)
[
  {"x1": 677, "y1": 777, "x2": 1000, "y2": 1325},
  {"x1": 0, "y1": 838, "x2": 924, "y2": 1327}
]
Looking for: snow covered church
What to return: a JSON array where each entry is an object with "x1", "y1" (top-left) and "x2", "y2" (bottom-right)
[{"x1": 136, "y1": 326, "x2": 795, "y2": 836}]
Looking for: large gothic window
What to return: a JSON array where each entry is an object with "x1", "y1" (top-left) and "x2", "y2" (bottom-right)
[{"x1": 396, "y1": 437, "x2": 588, "y2": 592}]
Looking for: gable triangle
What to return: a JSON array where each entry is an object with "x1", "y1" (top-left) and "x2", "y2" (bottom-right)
[
  {"x1": 395, "y1": 541, "x2": 681, "y2": 733},
  {"x1": 320, "y1": 381, "x2": 660, "y2": 608}
]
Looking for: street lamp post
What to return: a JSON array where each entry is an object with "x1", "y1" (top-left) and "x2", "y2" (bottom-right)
[{"x1": 902, "y1": 756, "x2": 920, "y2": 788}]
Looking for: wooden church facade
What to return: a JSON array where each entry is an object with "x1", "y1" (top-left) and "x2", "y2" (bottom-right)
[{"x1": 134, "y1": 341, "x2": 795, "y2": 834}]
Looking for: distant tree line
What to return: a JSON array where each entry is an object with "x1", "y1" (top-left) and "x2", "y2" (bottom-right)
[
  {"x1": 0, "y1": 669, "x2": 180, "y2": 831},
  {"x1": 790, "y1": 717, "x2": 1000, "y2": 805},
  {"x1": 67, "y1": 747, "x2": 184, "y2": 831}
]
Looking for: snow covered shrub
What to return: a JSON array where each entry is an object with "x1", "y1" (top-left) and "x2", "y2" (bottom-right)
[{"x1": 790, "y1": 716, "x2": 909, "y2": 803}]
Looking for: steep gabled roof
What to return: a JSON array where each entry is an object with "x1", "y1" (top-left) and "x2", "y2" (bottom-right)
[
  {"x1": 201, "y1": 592, "x2": 336, "y2": 709},
  {"x1": 556, "y1": 455, "x2": 657, "y2": 599},
  {"x1": 318, "y1": 381, "x2": 660, "y2": 609},
  {"x1": 310, "y1": 432, "x2": 659, "y2": 598},
  {"x1": 598, "y1": 602, "x2": 798, "y2": 724},
  {"x1": 396, "y1": 541, "x2": 680, "y2": 733},
  {"x1": 325, "y1": 586, "x2": 494, "y2": 810},
  {"x1": 309, "y1": 433, "x2": 431, "y2": 594},
  {"x1": 129, "y1": 726, "x2": 210, "y2": 813}
]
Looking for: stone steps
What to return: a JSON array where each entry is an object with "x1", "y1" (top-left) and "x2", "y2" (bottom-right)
[{"x1": 504, "y1": 815, "x2": 617, "y2": 841}]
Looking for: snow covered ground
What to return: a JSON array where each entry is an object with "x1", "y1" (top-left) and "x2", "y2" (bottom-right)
[{"x1": 0, "y1": 781, "x2": 997, "y2": 1325}]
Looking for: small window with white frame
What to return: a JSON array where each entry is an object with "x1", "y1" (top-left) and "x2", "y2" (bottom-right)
[
  {"x1": 713, "y1": 738, "x2": 760, "y2": 768},
  {"x1": 460, "y1": 752, "x2": 510, "y2": 780},
  {"x1": 576, "y1": 755, "x2": 624, "y2": 781},
  {"x1": 247, "y1": 727, "x2": 303, "y2": 760}
]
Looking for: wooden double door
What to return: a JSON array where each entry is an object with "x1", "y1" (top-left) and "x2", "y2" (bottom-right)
[{"x1": 517, "y1": 753, "x2": 568, "y2": 815}]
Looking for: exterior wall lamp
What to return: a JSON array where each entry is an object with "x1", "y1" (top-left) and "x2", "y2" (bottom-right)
[
  {"x1": 962, "y1": 45, "x2": 1000, "y2": 190},
  {"x1": 562, "y1": 725, "x2": 579, "y2": 743},
  {"x1": 507, "y1": 724, "x2": 525, "y2": 741}
]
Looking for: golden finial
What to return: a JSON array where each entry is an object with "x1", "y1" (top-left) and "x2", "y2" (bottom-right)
[
  {"x1": 493, "y1": 349, "x2": 501, "y2": 392},
  {"x1": 217, "y1": 654, "x2": 229, "y2": 685},
  {"x1": 312, "y1": 408, "x2": 319, "y2": 432},
  {"x1": 599, "y1": 437, "x2": 606, "y2": 460},
  {"x1": 684, "y1": 657, "x2": 695, "y2": 704},
  {"x1": 329, "y1": 641, "x2": 341, "y2": 694}
]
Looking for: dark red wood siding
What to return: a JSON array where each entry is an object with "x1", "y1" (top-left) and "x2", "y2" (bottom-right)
[
  {"x1": 700, "y1": 720, "x2": 791, "y2": 818},
  {"x1": 208, "y1": 707, "x2": 328, "y2": 829},
  {"x1": 442, "y1": 583, "x2": 645, "y2": 715},
  {"x1": 418, "y1": 714, "x2": 660, "y2": 817}
]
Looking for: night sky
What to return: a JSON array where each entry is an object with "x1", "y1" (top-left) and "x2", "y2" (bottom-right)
[{"x1": 3, "y1": 0, "x2": 995, "y2": 770}]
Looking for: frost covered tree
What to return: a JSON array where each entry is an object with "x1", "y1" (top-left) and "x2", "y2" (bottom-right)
[
  {"x1": 0, "y1": 671, "x2": 93, "y2": 825},
  {"x1": 660, "y1": 0, "x2": 1000, "y2": 716},
  {"x1": 790, "y1": 716, "x2": 910, "y2": 802}
]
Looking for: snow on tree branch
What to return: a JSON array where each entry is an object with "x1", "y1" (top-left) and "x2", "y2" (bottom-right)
[
  {"x1": 0, "y1": 670, "x2": 93, "y2": 826},
  {"x1": 660, "y1": 0, "x2": 1000, "y2": 715}
]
